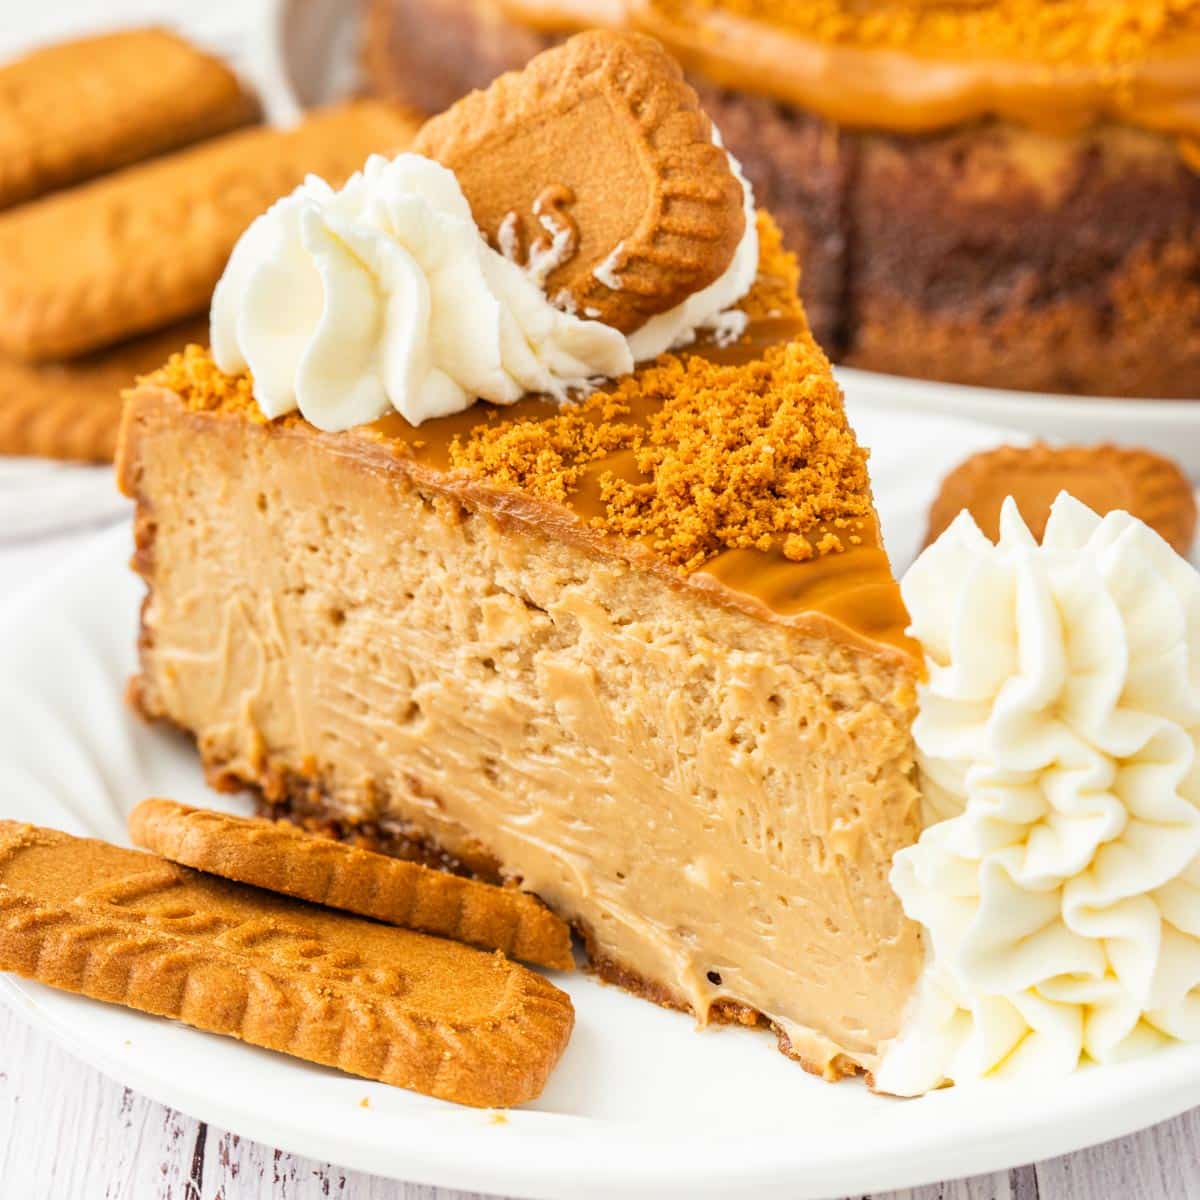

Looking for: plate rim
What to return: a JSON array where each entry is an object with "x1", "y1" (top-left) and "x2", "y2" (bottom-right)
[
  {"x1": 836, "y1": 365, "x2": 1200, "y2": 421},
  {"x1": 7, "y1": 968, "x2": 1200, "y2": 1200}
]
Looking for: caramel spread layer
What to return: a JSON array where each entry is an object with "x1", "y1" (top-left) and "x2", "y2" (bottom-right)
[
  {"x1": 667, "y1": 0, "x2": 1199, "y2": 64},
  {"x1": 446, "y1": 341, "x2": 873, "y2": 570},
  {"x1": 143, "y1": 217, "x2": 915, "y2": 661},
  {"x1": 500, "y1": 0, "x2": 1200, "y2": 139}
]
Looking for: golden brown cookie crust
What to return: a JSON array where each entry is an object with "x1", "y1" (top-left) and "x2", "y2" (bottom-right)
[
  {"x1": 413, "y1": 30, "x2": 746, "y2": 333},
  {"x1": 128, "y1": 798, "x2": 574, "y2": 970},
  {"x1": 0, "y1": 822, "x2": 574, "y2": 1107},
  {"x1": 926, "y1": 442, "x2": 1198, "y2": 555}
]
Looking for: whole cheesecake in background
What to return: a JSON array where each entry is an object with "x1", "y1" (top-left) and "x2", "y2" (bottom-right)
[
  {"x1": 364, "y1": 0, "x2": 1200, "y2": 398},
  {"x1": 119, "y1": 33, "x2": 924, "y2": 1081}
]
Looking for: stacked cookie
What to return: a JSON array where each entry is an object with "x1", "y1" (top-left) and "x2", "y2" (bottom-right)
[
  {"x1": 0, "y1": 29, "x2": 420, "y2": 462},
  {"x1": 0, "y1": 803, "x2": 576, "y2": 1107}
]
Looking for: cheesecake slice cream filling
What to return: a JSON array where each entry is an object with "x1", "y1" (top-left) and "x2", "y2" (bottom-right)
[
  {"x1": 120, "y1": 179, "x2": 926, "y2": 1078},
  {"x1": 121, "y1": 377, "x2": 922, "y2": 1075}
]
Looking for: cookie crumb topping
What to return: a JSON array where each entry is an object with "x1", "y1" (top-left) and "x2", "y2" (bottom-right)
[
  {"x1": 450, "y1": 342, "x2": 872, "y2": 571},
  {"x1": 147, "y1": 345, "x2": 262, "y2": 420},
  {"x1": 143, "y1": 215, "x2": 870, "y2": 575},
  {"x1": 671, "y1": 0, "x2": 1200, "y2": 68}
]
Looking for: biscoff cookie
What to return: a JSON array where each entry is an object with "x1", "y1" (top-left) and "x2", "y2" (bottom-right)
[
  {"x1": 413, "y1": 31, "x2": 746, "y2": 333},
  {"x1": 0, "y1": 101, "x2": 421, "y2": 363},
  {"x1": 0, "y1": 318, "x2": 208, "y2": 462},
  {"x1": 926, "y1": 443, "x2": 1197, "y2": 555},
  {"x1": 129, "y1": 799, "x2": 574, "y2": 970},
  {"x1": 0, "y1": 822, "x2": 574, "y2": 1107},
  {"x1": 0, "y1": 29, "x2": 259, "y2": 212}
]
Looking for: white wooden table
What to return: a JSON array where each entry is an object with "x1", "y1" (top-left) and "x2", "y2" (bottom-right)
[{"x1": 3, "y1": 4, "x2": 1200, "y2": 1197}]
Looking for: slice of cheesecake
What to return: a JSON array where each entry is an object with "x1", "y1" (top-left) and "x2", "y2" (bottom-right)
[{"x1": 118, "y1": 208, "x2": 923, "y2": 1079}]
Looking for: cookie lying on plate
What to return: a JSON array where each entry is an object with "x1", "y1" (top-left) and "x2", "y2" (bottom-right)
[
  {"x1": 926, "y1": 443, "x2": 1197, "y2": 556},
  {"x1": 129, "y1": 799, "x2": 574, "y2": 971},
  {"x1": 0, "y1": 821, "x2": 573, "y2": 1107}
]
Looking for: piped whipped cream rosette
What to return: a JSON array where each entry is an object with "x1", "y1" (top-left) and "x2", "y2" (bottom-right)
[
  {"x1": 210, "y1": 146, "x2": 757, "y2": 432},
  {"x1": 876, "y1": 493, "x2": 1200, "y2": 1096},
  {"x1": 210, "y1": 154, "x2": 633, "y2": 430}
]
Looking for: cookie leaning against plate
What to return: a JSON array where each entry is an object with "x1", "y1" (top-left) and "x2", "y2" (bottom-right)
[
  {"x1": 128, "y1": 799, "x2": 574, "y2": 971},
  {"x1": 0, "y1": 822, "x2": 574, "y2": 1107},
  {"x1": 926, "y1": 443, "x2": 1197, "y2": 556}
]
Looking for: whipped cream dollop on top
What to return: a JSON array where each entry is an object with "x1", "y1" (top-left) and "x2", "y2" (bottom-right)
[
  {"x1": 211, "y1": 154, "x2": 630, "y2": 430},
  {"x1": 211, "y1": 147, "x2": 757, "y2": 431},
  {"x1": 876, "y1": 494, "x2": 1200, "y2": 1097}
]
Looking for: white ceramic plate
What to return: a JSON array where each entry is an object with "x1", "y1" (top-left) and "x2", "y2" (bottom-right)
[
  {"x1": 2, "y1": 403, "x2": 1199, "y2": 1200},
  {"x1": 0, "y1": 458, "x2": 129, "y2": 543},
  {"x1": 839, "y1": 368, "x2": 1200, "y2": 480}
]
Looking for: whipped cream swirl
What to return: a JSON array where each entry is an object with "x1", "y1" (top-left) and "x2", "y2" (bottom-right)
[
  {"x1": 211, "y1": 146, "x2": 757, "y2": 431},
  {"x1": 211, "y1": 154, "x2": 632, "y2": 429},
  {"x1": 876, "y1": 494, "x2": 1200, "y2": 1096}
]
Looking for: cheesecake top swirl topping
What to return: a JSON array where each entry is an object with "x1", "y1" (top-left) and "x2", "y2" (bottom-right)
[
  {"x1": 210, "y1": 152, "x2": 633, "y2": 429},
  {"x1": 504, "y1": 0, "x2": 1200, "y2": 139},
  {"x1": 210, "y1": 154, "x2": 633, "y2": 429},
  {"x1": 673, "y1": 0, "x2": 1200, "y2": 66},
  {"x1": 210, "y1": 32, "x2": 758, "y2": 431},
  {"x1": 877, "y1": 494, "x2": 1200, "y2": 1095}
]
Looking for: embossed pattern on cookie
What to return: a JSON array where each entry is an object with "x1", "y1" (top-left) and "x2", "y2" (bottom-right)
[
  {"x1": 413, "y1": 31, "x2": 746, "y2": 333},
  {"x1": 0, "y1": 823, "x2": 574, "y2": 1108},
  {"x1": 926, "y1": 443, "x2": 1198, "y2": 555},
  {"x1": 129, "y1": 799, "x2": 574, "y2": 970},
  {"x1": 0, "y1": 102, "x2": 421, "y2": 363}
]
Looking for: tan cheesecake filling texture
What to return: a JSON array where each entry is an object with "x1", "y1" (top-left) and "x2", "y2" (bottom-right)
[
  {"x1": 125, "y1": 214, "x2": 923, "y2": 1075},
  {"x1": 121, "y1": 406, "x2": 921, "y2": 1077},
  {"x1": 496, "y1": 0, "x2": 1200, "y2": 145},
  {"x1": 121, "y1": 386, "x2": 922, "y2": 1073},
  {"x1": 145, "y1": 216, "x2": 919, "y2": 664}
]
